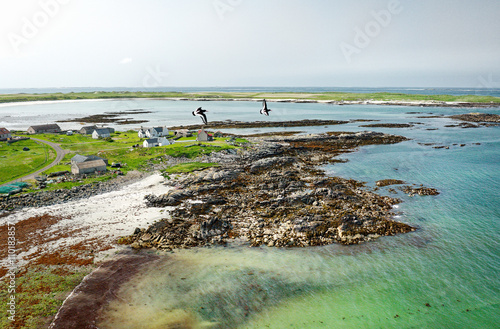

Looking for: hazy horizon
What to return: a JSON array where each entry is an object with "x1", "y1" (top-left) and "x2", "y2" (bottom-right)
[{"x1": 1, "y1": 0, "x2": 499, "y2": 89}]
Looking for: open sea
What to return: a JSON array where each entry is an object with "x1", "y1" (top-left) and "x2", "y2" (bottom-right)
[{"x1": 0, "y1": 88, "x2": 499, "y2": 328}]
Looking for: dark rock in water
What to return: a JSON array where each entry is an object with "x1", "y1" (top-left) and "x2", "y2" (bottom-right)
[
  {"x1": 449, "y1": 113, "x2": 500, "y2": 123},
  {"x1": 359, "y1": 123, "x2": 414, "y2": 128},
  {"x1": 400, "y1": 185, "x2": 440, "y2": 196},
  {"x1": 376, "y1": 179, "x2": 406, "y2": 187}
]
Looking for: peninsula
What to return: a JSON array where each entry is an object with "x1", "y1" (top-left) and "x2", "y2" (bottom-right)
[{"x1": 1, "y1": 91, "x2": 500, "y2": 107}]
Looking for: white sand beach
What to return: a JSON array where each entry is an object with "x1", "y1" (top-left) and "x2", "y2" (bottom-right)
[{"x1": 0, "y1": 173, "x2": 172, "y2": 271}]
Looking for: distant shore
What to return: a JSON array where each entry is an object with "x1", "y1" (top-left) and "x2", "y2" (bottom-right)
[{"x1": 1, "y1": 91, "x2": 499, "y2": 107}]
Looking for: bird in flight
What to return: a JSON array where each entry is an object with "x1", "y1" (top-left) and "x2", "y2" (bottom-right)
[
  {"x1": 260, "y1": 99, "x2": 271, "y2": 116},
  {"x1": 192, "y1": 107, "x2": 208, "y2": 124}
]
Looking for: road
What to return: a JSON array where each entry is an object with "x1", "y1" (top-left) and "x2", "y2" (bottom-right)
[{"x1": 2, "y1": 138, "x2": 67, "y2": 185}]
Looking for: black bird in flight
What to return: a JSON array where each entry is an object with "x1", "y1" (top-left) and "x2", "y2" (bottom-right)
[
  {"x1": 192, "y1": 107, "x2": 208, "y2": 124},
  {"x1": 260, "y1": 99, "x2": 271, "y2": 116}
]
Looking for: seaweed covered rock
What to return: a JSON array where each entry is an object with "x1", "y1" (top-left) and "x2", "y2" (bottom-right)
[{"x1": 125, "y1": 132, "x2": 421, "y2": 250}]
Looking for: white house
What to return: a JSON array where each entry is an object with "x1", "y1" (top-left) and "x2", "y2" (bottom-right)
[
  {"x1": 143, "y1": 137, "x2": 172, "y2": 148},
  {"x1": 92, "y1": 128, "x2": 111, "y2": 139},
  {"x1": 146, "y1": 127, "x2": 169, "y2": 138},
  {"x1": 138, "y1": 128, "x2": 147, "y2": 138}
]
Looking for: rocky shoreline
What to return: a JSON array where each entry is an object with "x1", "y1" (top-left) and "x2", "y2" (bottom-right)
[
  {"x1": 123, "y1": 131, "x2": 425, "y2": 251},
  {"x1": 0, "y1": 171, "x2": 147, "y2": 213}
]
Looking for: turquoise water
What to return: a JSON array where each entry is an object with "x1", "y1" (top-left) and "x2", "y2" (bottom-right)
[{"x1": 2, "y1": 99, "x2": 499, "y2": 328}]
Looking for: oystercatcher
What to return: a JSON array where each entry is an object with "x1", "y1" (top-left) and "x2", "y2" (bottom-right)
[{"x1": 192, "y1": 107, "x2": 208, "y2": 124}]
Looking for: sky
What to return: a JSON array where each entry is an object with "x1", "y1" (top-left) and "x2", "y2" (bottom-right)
[{"x1": 0, "y1": 0, "x2": 499, "y2": 89}]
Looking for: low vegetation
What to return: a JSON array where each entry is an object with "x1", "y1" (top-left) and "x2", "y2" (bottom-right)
[
  {"x1": 162, "y1": 162, "x2": 220, "y2": 174},
  {"x1": 0, "y1": 91, "x2": 499, "y2": 104},
  {"x1": 0, "y1": 139, "x2": 55, "y2": 184},
  {"x1": 0, "y1": 265, "x2": 91, "y2": 329},
  {"x1": 1, "y1": 130, "x2": 245, "y2": 190}
]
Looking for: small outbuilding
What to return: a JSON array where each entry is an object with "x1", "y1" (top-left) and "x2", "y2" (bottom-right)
[
  {"x1": 71, "y1": 154, "x2": 109, "y2": 166},
  {"x1": 174, "y1": 129, "x2": 192, "y2": 138},
  {"x1": 71, "y1": 159, "x2": 107, "y2": 175},
  {"x1": 197, "y1": 128, "x2": 213, "y2": 142},
  {"x1": 0, "y1": 128, "x2": 11, "y2": 140}
]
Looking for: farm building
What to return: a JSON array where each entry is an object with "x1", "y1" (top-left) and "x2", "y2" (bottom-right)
[
  {"x1": 92, "y1": 128, "x2": 112, "y2": 139},
  {"x1": 143, "y1": 137, "x2": 172, "y2": 148},
  {"x1": 27, "y1": 124, "x2": 61, "y2": 134},
  {"x1": 71, "y1": 154, "x2": 109, "y2": 166},
  {"x1": 197, "y1": 128, "x2": 213, "y2": 142},
  {"x1": 71, "y1": 159, "x2": 107, "y2": 175},
  {"x1": 0, "y1": 128, "x2": 11, "y2": 140},
  {"x1": 174, "y1": 129, "x2": 192, "y2": 137},
  {"x1": 79, "y1": 125, "x2": 98, "y2": 134}
]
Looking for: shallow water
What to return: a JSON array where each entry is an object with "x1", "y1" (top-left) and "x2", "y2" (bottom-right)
[{"x1": 3, "y1": 99, "x2": 499, "y2": 328}]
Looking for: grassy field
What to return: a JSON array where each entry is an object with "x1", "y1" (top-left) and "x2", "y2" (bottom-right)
[
  {"x1": 1, "y1": 130, "x2": 244, "y2": 189},
  {"x1": 162, "y1": 162, "x2": 220, "y2": 174},
  {"x1": 0, "y1": 139, "x2": 55, "y2": 184},
  {"x1": 0, "y1": 91, "x2": 499, "y2": 104}
]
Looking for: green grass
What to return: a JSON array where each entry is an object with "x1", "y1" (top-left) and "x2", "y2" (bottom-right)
[
  {"x1": 2, "y1": 130, "x2": 240, "y2": 189},
  {"x1": 0, "y1": 140, "x2": 55, "y2": 184},
  {"x1": 0, "y1": 266, "x2": 92, "y2": 329},
  {"x1": 0, "y1": 91, "x2": 499, "y2": 104},
  {"x1": 163, "y1": 162, "x2": 220, "y2": 174},
  {"x1": 98, "y1": 140, "x2": 235, "y2": 172}
]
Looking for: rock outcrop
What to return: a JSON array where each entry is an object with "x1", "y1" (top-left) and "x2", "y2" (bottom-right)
[{"x1": 126, "y1": 132, "x2": 421, "y2": 250}]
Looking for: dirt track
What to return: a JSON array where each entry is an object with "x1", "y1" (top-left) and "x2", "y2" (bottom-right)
[{"x1": 2, "y1": 138, "x2": 67, "y2": 186}]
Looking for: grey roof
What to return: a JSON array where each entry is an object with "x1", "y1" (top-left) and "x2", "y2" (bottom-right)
[
  {"x1": 93, "y1": 128, "x2": 111, "y2": 135},
  {"x1": 71, "y1": 154, "x2": 88, "y2": 163},
  {"x1": 149, "y1": 127, "x2": 167, "y2": 133},
  {"x1": 72, "y1": 154, "x2": 106, "y2": 163},
  {"x1": 29, "y1": 124, "x2": 61, "y2": 131},
  {"x1": 145, "y1": 138, "x2": 158, "y2": 143},
  {"x1": 74, "y1": 159, "x2": 107, "y2": 170},
  {"x1": 85, "y1": 155, "x2": 105, "y2": 161}
]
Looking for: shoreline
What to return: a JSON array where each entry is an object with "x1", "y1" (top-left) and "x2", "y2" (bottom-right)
[{"x1": 0, "y1": 129, "x2": 440, "y2": 328}]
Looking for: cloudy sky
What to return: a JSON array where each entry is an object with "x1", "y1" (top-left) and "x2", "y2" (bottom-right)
[{"x1": 1, "y1": 0, "x2": 499, "y2": 89}]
